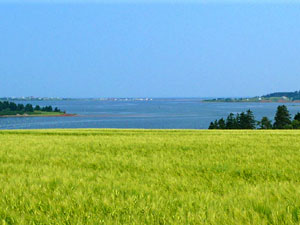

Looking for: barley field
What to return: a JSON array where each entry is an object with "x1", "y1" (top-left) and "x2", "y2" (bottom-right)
[{"x1": 0, "y1": 129, "x2": 300, "y2": 224}]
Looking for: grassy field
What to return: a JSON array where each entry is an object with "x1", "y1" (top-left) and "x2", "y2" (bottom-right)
[
  {"x1": 0, "y1": 111, "x2": 65, "y2": 117},
  {"x1": 1, "y1": 129, "x2": 300, "y2": 224}
]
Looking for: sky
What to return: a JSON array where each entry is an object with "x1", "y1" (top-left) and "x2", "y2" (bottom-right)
[{"x1": 1, "y1": 2, "x2": 300, "y2": 98}]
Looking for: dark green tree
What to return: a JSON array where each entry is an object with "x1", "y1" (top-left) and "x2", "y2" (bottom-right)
[
  {"x1": 17, "y1": 104, "x2": 24, "y2": 111},
  {"x1": 0, "y1": 100, "x2": 61, "y2": 115},
  {"x1": 208, "y1": 122, "x2": 215, "y2": 129},
  {"x1": 24, "y1": 104, "x2": 34, "y2": 112},
  {"x1": 292, "y1": 120, "x2": 300, "y2": 129},
  {"x1": 9, "y1": 102, "x2": 17, "y2": 111},
  {"x1": 218, "y1": 118, "x2": 226, "y2": 129},
  {"x1": 3, "y1": 101, "x2": 9, "y2": 109},
  {"x1": 239, "y1": 112, "x2": 248, "y2": 129},
  {"x1": 213, "y1": 120, "x2": 219, "y2": 129},
  {"x1": 235, "y1": 113, "x2": 241, "y2": 129},
  {"x1": 245, "y1": 109, "x2": 256, "y2": 129},
  {"x1": 258, "y1": 116, "x2": 272, "y2": 129},
  {"x1": 42, "y1": 106, "x2": 53, "y2": 112},
  {"x1": 225, "y1": 113, "x2": 237, "y2": 129},
  {"x1": 273, "y1": 105, "x2": 292, "y2": 129},
  {"x1": 294, "y1": 112, "x2": 300, "y2": 122},
  {"x1": 34, "y1": 105, "x2": 41, "y2": 111},
  {"x1": 42, "y1": 106, "x2": 51, "y2": 112}
]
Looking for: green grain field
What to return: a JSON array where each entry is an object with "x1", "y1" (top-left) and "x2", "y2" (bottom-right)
[{"x1": 1, "y1": 129, "x2": 300, "y2": 224}]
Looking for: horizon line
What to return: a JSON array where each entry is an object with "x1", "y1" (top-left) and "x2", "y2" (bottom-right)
[
  {"x1": 0, "y1": 96, "x2": 267, "y2": 99},
  {"x1": 1, "y1": 0, "x2": 300, "y2": 4}
]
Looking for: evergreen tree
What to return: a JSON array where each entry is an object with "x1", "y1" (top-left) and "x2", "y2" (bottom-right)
[
  {"x1": 213, "y1": 120, "x2": 219, "y2": 129},
  {"x1": 208, "y1": 122, "x2": 215, "y2": 129},
  {"x1": 42, "y1": 106, "x2": 53, "y2": 112},
  {"x1": 24, "y1": 104, "x2": 34, "y2": 112},
  {"x1": 235, "y1": 113, "x2": 241, "y2": 129},
  {"x1": 245, "y1": 109, "x2": 256, "y2": 129},
  {"x1": 0, "y1": 100, "x2": 61, "y2": 115},
  {"x1": 273, "y1": 105, "x2": 292, "y2": 129},
  {"x1": 41, "y1": 106, "x2": 53, "y2": 112},
  {"x1": 292, "y1": 120, "x2": 300, "y2": 129},
  {"x1": 3, "y1": 101, "x2": 9, "y2": 109},
  {"x1": 294, "y1": 112, "x2": 300, "y2": 122},
  {"x1": 218, "y1": 118, "x2": 226, "y2": 129},
  {"x1": 225, "y1": 113, "x2": 237, "y2": 129},
  {"x1": 239, "y1": 112, "x2": 248, "y2": 129},
  {"x1": 17, "y1": 104, "x2": 24, "y2": 111},
  {"x1": 9, "y1": 102, "x2": 17, "y2": 111},
  {"x1": 258, "y1": 117, "x2": 272, "y2": 129}
]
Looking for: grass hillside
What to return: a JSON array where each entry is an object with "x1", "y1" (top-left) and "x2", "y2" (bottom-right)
[
  {"x1": 0, "y1": 111, "x2": 64, "y2": 117},
  {"x1": 1, "y1": 129, "x2": 300, "y2": 224}
]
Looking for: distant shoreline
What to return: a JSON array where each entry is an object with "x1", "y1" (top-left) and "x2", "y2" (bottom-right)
[
  {"x1": 203, "y1": 100, "x2": 300, "y2": 103},
  {"x1": 0, "y1": 113, "x2": 77, "y2": 118}
]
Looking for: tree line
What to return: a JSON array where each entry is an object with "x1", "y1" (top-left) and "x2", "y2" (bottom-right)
[
  {"x1": 0, "y1": 101, "x2": 61, "y2": 113},
  {"x1": 209, "y1": 105, "x2": 300, "y2": 129},
  {"x1": 263, "y1": 90, "x2": 300, "y2": 101}
]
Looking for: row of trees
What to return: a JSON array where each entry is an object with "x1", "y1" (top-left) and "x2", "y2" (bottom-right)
[
  {"x1": 209, "y1": 105, "x2": 300, "y2": 129},
  {"x1": 0, "y1": 101, "x2": 61, "y2": 113},
  {"x1": 263, "y1": 90, "x2": 300, "y2": 101}
]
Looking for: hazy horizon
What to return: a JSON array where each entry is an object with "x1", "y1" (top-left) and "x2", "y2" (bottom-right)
[{"x1": 0, "y1": 93, "x2": 296, "y2": 99}]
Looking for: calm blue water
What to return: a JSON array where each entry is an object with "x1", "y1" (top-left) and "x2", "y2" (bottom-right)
[{"x1": 1, "y1": 99, "x2": 300, "y2": 129}]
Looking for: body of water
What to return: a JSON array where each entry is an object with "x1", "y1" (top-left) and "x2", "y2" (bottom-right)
[{"x1": 1, "y1": 99, "x2": 300, "y2": 129}]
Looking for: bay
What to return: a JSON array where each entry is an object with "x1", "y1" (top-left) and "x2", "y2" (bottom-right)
[{"x1": 1, "y1": 99, "x2": 300, "y2": 129}]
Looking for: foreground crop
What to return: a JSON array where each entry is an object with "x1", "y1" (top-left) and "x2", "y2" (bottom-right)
[{"x1": 0, "y1": 129, "x2": 300, "y2": 224}]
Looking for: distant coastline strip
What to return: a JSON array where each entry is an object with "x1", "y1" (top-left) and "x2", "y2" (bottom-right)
[{"x1": 0, "y1": 113, "x2": 76, "y2": 118}]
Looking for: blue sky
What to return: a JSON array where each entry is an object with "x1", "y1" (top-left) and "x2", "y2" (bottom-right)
[{"x1": 1, "y1": 2, "x2": 300, "y2": 98}]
